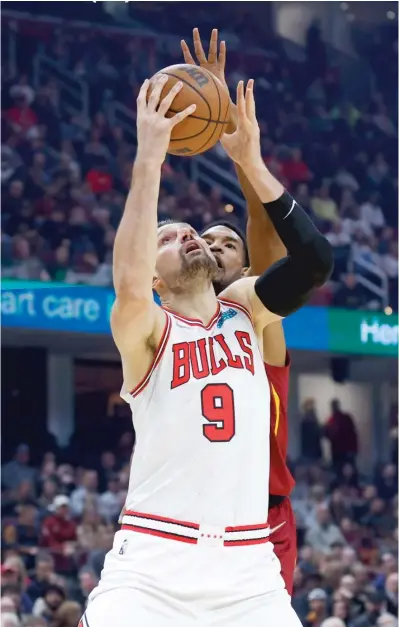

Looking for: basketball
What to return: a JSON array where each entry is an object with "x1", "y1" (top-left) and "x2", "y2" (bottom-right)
[{"x1": 148, "y1": 64, "x2": 230, "y2": 156}]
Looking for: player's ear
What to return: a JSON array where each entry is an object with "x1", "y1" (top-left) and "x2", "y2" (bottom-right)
[
  {"x1": 242, "y1": 266, "x2": 250, "y2": 277},
  {"x1": 152, "y1": 275, "x2": 160, "y2": 290},
  {"x1": 153, "y1": 274, "x2": 166, "y2": 297}
]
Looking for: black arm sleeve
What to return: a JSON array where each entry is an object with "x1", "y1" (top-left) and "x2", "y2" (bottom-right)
[{"x1": 254, "y1": 191, "x2": 334, "y2": 317}]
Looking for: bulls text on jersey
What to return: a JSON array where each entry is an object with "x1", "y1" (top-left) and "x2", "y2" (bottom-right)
[{"x1": 171, "y1": 330, "x2": 254, "y2": 390}]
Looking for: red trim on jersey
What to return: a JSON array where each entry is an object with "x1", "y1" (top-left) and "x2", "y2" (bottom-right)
[
  {"x1": 217, "y1": 297, "x2": 253, "y2": 326},
  {"x1": 162, "y1": 303, "x2": 221, "y2": 329},
  {"x1": 121, "y1": 523, "x2": 197, "y2": 544},
  {"x1": 130, "y1": 313, "x2": 171, "y2": 397},
  {"x1": 224, "y1": 537, "x2": 270, "y2": 547},
  {"x1": 225, "y1": 522, "x2": 268, "y2": 532},
  {"x1": 124, "y1": 509, "x2": 200, "y2": 530}
]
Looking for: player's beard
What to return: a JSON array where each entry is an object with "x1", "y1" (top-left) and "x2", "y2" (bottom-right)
[{"x1": 178, "y1": 249, "x2": 218, "y2": 287}]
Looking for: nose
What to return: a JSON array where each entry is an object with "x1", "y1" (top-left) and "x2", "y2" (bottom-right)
[
  {"x1": 209, "y1": 242, "x2": 222, "y2": 254},
  {"x1": 180, "y1": 228, "x2": 194, "y2": 243}
]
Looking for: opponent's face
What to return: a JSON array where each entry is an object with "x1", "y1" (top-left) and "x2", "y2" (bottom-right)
[
  {"x1": 202, "y1": 226, "x2": 247, "y2": 294},
  {"x1": 154, "y1": 223, "x2": 218, "y2": 293}
]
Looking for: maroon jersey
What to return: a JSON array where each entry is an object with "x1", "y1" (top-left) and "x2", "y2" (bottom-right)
[{"x1": 265, "y1": 355, "x2": 295, "y2": 497}]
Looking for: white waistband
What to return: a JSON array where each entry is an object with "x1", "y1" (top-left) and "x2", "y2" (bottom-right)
[{"x1": 121, "y1": 511, "x2": 271, "y2": 547}]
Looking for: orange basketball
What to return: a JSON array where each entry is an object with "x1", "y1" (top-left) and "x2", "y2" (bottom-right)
[{"x1": 148, "y1": 64, "x2": 230, "y2": 156}]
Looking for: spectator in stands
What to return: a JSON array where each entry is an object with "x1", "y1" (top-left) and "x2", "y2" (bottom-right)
[
  {"x1": 40, "y1": 496, "x2": 77, "y2": 574},
  {"x1": 1, "y1": 613, "x2": 21, "y2": 627},
  {"x1": 351, "y1": 590, "x2": 387, "y2": 627},
  {"x1": 72, "y1": 566, "x2": 98, "y2": 609},
  {"x1": 25, "y1": 552, "x2": 56, "y2": 603},
  {"x1": 282, "y1": 148, "x2": 312, "y2": 186},
  {"x1": 320, "y1": 620, "x2": 345, "y2": 627},
  {"x1": 300, "y1": 399, "x2": 323, "y2": 463},
  {"x1": 305, "y1": 504, "x2": 347, "y2": 554},
  {"x1": 361, "y1": 498, "x2": 397, "y2": 538},
  {"x1": 37, "y1": 479, "x2": 58, "y2": 512},
  {"x1": 376, "y1": 465, "x2": 398, "y2": 502},
  {"x1": 98, "y1": 474, "x2": 123, "y2": 523},
  {"x1": 31, "y1": 583, "x2": 66, "y2": 623},
  {"x1": 384, "y1": 573, "x2": 398, "y2": 617},
  {"x1": 305, "y1": 587, "x2": 329, "y2": 627},
  {"x1": 325, "y1": 222, "x2": 351, "y2": 247},
  {"x1": 333, "y1": 274, "x2": 368, "y2": 309},
  {"x1": 69, "y1": 470, "x2": 100, "y2": 518},
  {"x1": 6, "y1": 94, "x2": 38, "y2": 137},
  {"x1": 360, "y1": 193, "x2": 386, "y2": 231},
  {"x1": 3, "y1": 505, "x2": 40, "y2": 571},
  {"x1": 52, "y1": 600, "x2": 83, "y2": 627},
  {"x1": 98, "y1": 451, "x2": 117, "y2": 492},
  {"x1": 377, "y1": 615, "x2": 398, "y2": 627},
  {"x1": 1, "y1": 581, "x2": 33, "y2": 618},
  {"x1": 325, "y1": 400, "x2": 358, "y2": 470},
  {"x1": 2, "y1": 445, "x2": 37, "y2": 494},
  {"x1": 311, "y1": 183, "x2": 339, "y2": 225}
]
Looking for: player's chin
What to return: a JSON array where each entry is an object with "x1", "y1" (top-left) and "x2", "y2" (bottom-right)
[
  {"x1": 184, "y1": 252, "x2": 218, "y2": 278},
  {"x1": 213, "y1": 265, "x2": 226, "y2": 283}
]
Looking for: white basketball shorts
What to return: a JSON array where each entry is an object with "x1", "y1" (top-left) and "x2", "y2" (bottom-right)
[{"x1": 84, "y1": 512, "x2": 303, "y2": 627}]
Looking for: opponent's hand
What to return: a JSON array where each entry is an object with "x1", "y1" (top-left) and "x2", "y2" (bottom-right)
[
  {"x1": 220, "y1": 80, "x2": 262, "y2": 169},
  {"x1": 181, "y1": 28, "x2": 227, "y2": 90},
  {"x1": 181, "y1": 28, "x2": 237, "y2": 133},
  {"x1": 136, "y1": 76, "x2": 196, "y2": 165}
]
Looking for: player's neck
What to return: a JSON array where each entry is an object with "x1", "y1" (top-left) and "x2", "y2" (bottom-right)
[{"x1": 163, "y1": 283, "x2": 218, "y2": 325}]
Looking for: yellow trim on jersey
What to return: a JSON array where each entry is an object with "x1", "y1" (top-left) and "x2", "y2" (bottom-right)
[{"x1": 271, "y1": 383, "x2": 281, "y2": 436}]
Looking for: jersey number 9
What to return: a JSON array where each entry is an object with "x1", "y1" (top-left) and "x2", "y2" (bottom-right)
[{"x1": 201, "y1": 383, "x2": 235, "y2": 442}]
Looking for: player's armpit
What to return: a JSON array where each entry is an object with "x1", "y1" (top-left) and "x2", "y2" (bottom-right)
[{"x1": 111, "y1": 299, "x2": 167, "y2": 391}]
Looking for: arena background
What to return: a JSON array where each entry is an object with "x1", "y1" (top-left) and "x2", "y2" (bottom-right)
[{"x1": 1, "y1": 3, "x2": 398, "y2": 627}]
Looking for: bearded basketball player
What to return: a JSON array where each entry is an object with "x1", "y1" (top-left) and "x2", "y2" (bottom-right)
[
  {"x1": 83, "y1": 73, "x2": 332, "y2": 627},
  {"x1": 182, "y1": 28, "x2": 298, "y2": 595}
]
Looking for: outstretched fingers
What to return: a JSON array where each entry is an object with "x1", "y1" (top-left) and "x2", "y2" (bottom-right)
[
  {"x1": 147, "y1": 74, "x2": 168, "y2": 112},
  {"x1": 193, "y1": 27, "x2": 207, "y2": 64},
  {"x1": 236, "y1": 80, "x2": 246, "y2": 124},
  {"x1": 245, "y1": 79, "x2": 256, "y2": 122},
  {"x1": 158, "y1": 81, "x2": 183, "y2": 116},
  {"x1": 169, "y1": 103, "x2": 196, "y2": 127},
  {"x1": 181, "y1": 39, "x2": 195, "y2": 65},
  {"x1": 208, "y1": 28, "x2": 218, "y2": 64},
  {"x1": 136, "y1": 78, "x2": 150, "y2": 110},
  {"x1": 218, "y1": 39, "x2": 226, "y2": 69}
]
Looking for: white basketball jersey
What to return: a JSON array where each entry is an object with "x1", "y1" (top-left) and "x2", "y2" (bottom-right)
[{"x1": 121, "y1": 298, "x2": 271, "y2": 526}]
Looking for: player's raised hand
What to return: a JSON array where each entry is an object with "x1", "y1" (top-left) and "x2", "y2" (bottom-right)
[
  {"x1": 135, "y1": 76, "x2": 196, "y2": 165},
  {"x1": 220, "y1": 80, "x2": 261, "y2": 168},
  {"x1": 181, "y1": 28, "x2": 227, "y2": 89}
]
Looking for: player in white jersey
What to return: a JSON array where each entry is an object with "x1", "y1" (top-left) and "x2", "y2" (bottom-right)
[{"x1": 83, "y1": 75, "x2": 332, "y2": 627}]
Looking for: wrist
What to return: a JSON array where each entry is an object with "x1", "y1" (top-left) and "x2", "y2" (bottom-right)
[
  {"x1": 239, "y1": 152, "x2": 265, "y2": 175},
  {"x1": 242, "y1": 158, "x2": 285, "y2": 204},
  {"x1": 134, "y1": 154, "x2": 163, "y2": 172}
]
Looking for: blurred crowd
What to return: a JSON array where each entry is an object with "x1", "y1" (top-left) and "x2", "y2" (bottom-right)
[
  {"x1": 1, "y1": 394, "x2": 398, "y2": 627},
  {"x1": 1, "y1": 12, "x2": 398, "y2": 310}
]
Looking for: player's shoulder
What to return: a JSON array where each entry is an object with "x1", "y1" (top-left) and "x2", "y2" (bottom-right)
[
  {"x1": 218, "y1": 277, "x2": 256, "y2": 324},
  {"x1": 219, "y1": 277, "x2": 256, "y2": 312}
]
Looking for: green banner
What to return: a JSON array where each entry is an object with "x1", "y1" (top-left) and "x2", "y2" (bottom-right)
[{"x1": 329, "y1": 309, "x2": 398, "y2": 356}]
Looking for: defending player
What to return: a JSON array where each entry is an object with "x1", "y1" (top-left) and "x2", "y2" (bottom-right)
[
  {"x1": 84, "y1": 76, "x2": 332, "y2": 626},
  {"x1": 182, "y1": 28, "x2": 297, "y2": 595}
]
